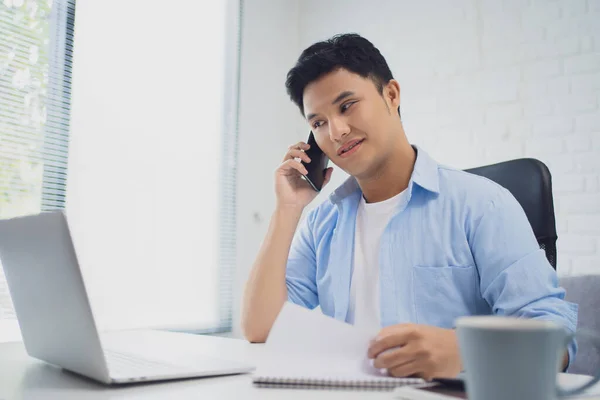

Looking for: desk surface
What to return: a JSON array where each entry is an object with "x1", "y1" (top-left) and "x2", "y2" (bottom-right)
[{"x1": 0, "y1": 330, "x2": 598, "y2": 400}]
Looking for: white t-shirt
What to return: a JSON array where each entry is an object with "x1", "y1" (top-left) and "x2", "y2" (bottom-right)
[{"x1": 346, "y1": 189, "x2": 407, "y2": 331}]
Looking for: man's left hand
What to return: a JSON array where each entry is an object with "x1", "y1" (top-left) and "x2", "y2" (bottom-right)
[{"x1": 367, "y1": 324, "x2": 462, "y2": 380}]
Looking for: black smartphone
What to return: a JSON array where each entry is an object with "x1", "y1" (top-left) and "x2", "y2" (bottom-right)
[{"x1": 302, "y1": 132, "x2": 329, "y2": 192}]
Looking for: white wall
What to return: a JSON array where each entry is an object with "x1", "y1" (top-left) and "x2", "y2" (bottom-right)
[{"x1": 295, "y1": 0, "x2": 600, "y2": 276}]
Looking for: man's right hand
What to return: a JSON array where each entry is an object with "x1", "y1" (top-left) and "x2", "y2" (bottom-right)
[{"x1": 275, "y1": 142, "x2": 333, "y2": 209}]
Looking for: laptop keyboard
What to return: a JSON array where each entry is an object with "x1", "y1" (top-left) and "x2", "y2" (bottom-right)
[{"x1": 104, "y1": 349, "x2": 192, "y2": 378}]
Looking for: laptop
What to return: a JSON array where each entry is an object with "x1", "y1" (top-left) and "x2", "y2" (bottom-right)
[{"x1": 0, "y1": 210, "x2": 254, "y2": 384}]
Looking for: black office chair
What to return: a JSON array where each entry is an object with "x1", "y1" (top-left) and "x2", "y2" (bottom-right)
[{"x1": 464, "y1": 158, "x2": 558, "y2": 270}]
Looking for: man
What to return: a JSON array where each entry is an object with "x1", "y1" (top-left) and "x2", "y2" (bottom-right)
[{"x1": 241, "y1": 33, "x2": 577, "y2": 379}]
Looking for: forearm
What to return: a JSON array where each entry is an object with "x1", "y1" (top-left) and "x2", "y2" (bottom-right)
[
  {"x1": 241, "y1": 206, "x2": 303, "y2": 342},
  {"x1": 502, "y1": 298, "x2": 576, "y2": 372}
]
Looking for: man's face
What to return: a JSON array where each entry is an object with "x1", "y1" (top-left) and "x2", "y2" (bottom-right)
[{"x1": 302, "y1": 68, "x2": 400, "y2": 180}]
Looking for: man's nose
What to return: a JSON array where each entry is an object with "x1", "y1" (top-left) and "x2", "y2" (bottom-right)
[{"x1": 328, "y1": 117, "x2": 350, "y2": 142}]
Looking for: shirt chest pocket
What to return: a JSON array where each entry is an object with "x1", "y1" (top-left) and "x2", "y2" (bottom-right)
[{"x1": 412, "y1": 264, "x2": 487, "y2": 327}]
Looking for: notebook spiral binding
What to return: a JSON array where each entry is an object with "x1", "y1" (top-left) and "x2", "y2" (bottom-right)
[{"x1": 252, "y1": 375, "x2": 424, "y2": 390}]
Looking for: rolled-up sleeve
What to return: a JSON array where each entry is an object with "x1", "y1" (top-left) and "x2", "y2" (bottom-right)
[
  {"x1": 286, "y1": 211, "x2": 319, "y2": 309},
  {"x1": 469, "y1": 189, "x2": 579, "y2": 369}
]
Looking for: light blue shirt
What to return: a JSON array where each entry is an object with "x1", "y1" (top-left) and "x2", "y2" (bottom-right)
[{"x1": 285, "y1": 146, "x2": 578, "y2": 367}]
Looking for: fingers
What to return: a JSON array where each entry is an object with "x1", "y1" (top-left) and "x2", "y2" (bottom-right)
[
  {"x1": 287, "y1": 149, "x2": 311, "y2": 164},
  {"x1": 283, "y1": 142, "x2": 310, "y2": 162},
  {"x1": 279, "y1": 159, "x2": 308, "y2": 176},
  {"x1": 368, "y1": 325, "x2": 460, "y2": 381},
  {"x1": 372, "y1": 344, "x2": 426, "y2": 379},
  {"x1": 289, "y1": 142, "x2": 310, "y2": 151},
  {"x1": 368, "y1": 326, "x2": 416, "y2": 359},
  {"x1": 387, "y1": 359, "x2": 423, "y2": 379},
  {"x1": 372, "y1": 345, "x2": 415, "y2": 370}
]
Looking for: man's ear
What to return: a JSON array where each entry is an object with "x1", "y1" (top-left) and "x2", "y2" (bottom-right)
[{"x1": 384, "y1": 79, "x2": 401, "y2": 111}]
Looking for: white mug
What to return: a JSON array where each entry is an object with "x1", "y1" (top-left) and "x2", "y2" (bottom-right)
[{"x1": 456, "y1": 316, "x2": 600, "y2": 400}]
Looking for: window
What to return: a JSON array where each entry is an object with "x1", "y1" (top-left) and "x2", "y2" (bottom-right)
[
  {"x1": 63, "y1": 1, "x2": 241, "y2": 333},
  {"x1": 0, "y1": 0, "x2": 241, "y2": 341},
  {"x1": 0, "y1": 0, "x2": 75, "y2": 342}
]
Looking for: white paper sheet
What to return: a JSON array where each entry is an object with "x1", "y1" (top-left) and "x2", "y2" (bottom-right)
[{"x1": 254, "y1": 302, "x2": 423, "y2": 384}]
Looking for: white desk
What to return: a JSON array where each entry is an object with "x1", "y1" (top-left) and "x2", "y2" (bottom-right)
[{"x1": 0, "y1": 330, "x2": 598, "y2": 400}]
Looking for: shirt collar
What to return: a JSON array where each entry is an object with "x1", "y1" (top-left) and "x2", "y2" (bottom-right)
[{"x1": 329, "y1": 145, "x2": 440, "y2": 205}]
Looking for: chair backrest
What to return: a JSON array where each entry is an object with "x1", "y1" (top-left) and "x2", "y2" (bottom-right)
[
  {"x1": 465, "y1": 158, "x2": 558, "y2": 270},
  {"x1": 559, "y1": 275, "x2": 600, "y2": 375}
]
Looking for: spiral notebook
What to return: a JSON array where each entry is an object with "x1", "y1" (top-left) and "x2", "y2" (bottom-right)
[{"x1": 252, "y1": 303, "x2": 425, "y2": 390}]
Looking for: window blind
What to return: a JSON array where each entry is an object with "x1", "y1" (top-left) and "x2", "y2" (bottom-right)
[
  {"x1": 0, "y1": 0, "x2": 74, "y2": 341},
  {"x1": 216, "y1": 0, "x2": 243, "y2": 332}
]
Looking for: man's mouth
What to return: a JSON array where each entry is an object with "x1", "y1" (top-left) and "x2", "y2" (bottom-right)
[{"x1": 338, "y1": 139, "x2": 365, "y2": 157}]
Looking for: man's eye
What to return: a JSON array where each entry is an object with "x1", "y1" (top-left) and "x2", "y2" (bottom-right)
[
  {"x1": 313, "y1": 121, "x2": 324, "y2": 129},
  {"x1": 341, "y1": 102, "x2": 355, "y2": 113}
]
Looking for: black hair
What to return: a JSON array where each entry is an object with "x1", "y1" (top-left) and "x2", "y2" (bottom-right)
[{"x1": 285, "y1": 33, "x2": 399, "y2": 117}]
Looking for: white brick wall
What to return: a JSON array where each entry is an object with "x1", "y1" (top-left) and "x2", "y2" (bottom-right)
[{"x1": 298, "y1": 0, "x2": 600, "y2": 276}]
